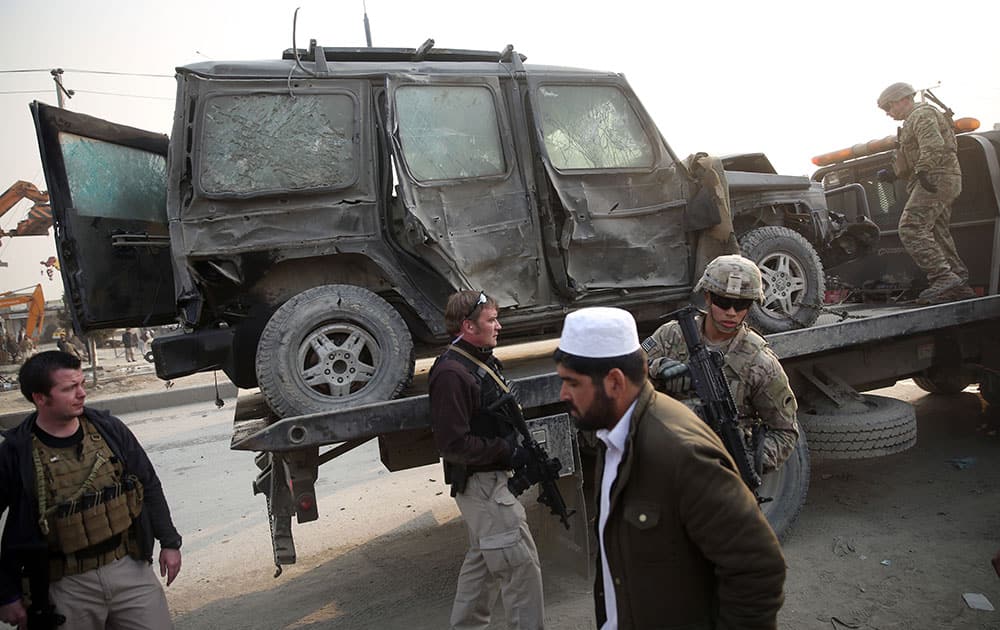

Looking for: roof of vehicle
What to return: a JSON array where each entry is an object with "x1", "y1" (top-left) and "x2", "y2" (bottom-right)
[{"x1": 175, "y1": 44, "x2": 615, "y2": 80}]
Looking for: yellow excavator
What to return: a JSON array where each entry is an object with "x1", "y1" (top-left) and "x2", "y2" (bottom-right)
[
  {"x1": 0, "y1": 180, "x2": 52, "y2": 268},
  {"x1": 0, "y1": 284, "x2": 45, "y2": 363},
  {"x1": 0, "y1": 284, "x2": 46, "y2": 339}
]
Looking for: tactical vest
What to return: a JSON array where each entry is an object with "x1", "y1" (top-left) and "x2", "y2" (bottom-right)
[
  {"x1": 899, "y1": 103, "x2": 960, "y2": 176},
  {"x1": 664, "y1": 321, "x2": 767, "y2": 425},
  {"x1": 432, "y1": 348, "x2": 516, "y2": 441},
  {"x1": 32, "y1": 418, "x2": 144, "y2": 578}
]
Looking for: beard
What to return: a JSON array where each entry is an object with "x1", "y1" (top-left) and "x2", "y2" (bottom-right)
[{"x1": 569, "y1": 385, "x2": 616, "y2": 432}]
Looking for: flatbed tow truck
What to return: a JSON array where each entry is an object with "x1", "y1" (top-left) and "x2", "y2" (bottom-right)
[{"x1": 231, "y1": 293, "x2": 1000, "y2": 576}]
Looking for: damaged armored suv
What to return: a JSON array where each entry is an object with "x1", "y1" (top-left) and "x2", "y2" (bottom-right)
[{"x1": 32, "y1": 41, "x2": 876, "y2": 417}]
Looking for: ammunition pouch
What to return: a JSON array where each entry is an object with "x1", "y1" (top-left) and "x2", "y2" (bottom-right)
[{"x1": 50, "y1": 475, "x2": 143, "y2": 555}]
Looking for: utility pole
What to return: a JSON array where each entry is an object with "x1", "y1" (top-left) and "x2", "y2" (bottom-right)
[{"x1": 50, "y1": 68, "x2": 74, "y2": 108}]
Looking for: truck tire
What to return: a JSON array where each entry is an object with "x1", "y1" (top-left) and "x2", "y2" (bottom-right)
[
  {"x1": 739, "y1": 226, "x2": 825, "y2": 333},
  {"x1": 255, "y1": 285, "x2": 414, "y2": 418},
  {"x1": 799, "y1": 394, "x2": 916, "y2": 459},
  {"x1": 760, "y1": 432, "x2": 810, "y2": 541}
]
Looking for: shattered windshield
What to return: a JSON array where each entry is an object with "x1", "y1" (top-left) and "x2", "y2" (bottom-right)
[
  {"x1": 536, "y1": 84, "x2": 654, "y2": 170},
  {"x1": 395, "y1": 85, "x2": 505, "y2": 181},
  {"x1": 199, "y1": 93, "x2": 357, "y2": 195},
  {"x1": 59, "y1": 132, "x2": 166, "y2": 223}
]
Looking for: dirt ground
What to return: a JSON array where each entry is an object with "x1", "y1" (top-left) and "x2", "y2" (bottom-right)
[
  {"x1": 152, "y1": 380, "x2": 1000, "y2": 630},
  {"x1": 3, "y1": 368, "x2": 999, "y2": 629}
]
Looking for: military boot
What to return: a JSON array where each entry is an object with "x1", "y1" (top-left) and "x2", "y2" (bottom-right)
[
  {"x1": 916, "y1": 272, "x2": 964, "y2": 304},
  {"x1": 928, "y1": 283, "x2": 976, "y2": 304}
]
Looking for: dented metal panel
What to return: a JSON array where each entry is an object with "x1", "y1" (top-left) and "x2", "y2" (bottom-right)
[
  {"x1": 526, "y1": 77, "x2": 691, "y2": 290},
  {"x1": 387, "y1": 74, "x2": 541, "y2": 308}
]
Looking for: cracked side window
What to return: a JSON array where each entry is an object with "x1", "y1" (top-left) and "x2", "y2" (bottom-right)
[
  {"x1": 199, "y1": 93, "x2": 356, "y2": 194},
  {"x1": 59, "y1": 132, "x2": 166, "y2": 223},
  {"x1": 536, "y1": 85, "x2": 654, "y2": 170},
  {"x1": 395, "y1": 85, "x2": 505, "y2": 181}
]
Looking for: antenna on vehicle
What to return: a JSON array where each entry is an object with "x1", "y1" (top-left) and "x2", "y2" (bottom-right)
[
  {"x1": 363, "y1": 0, "x2": 373, "y2": 48},
  {"x1": 290, "y1": 7, "x2": 317, "y2": 79},
  {"x1": 413, "y1": 38, "x2": 434, "y2": 61}
]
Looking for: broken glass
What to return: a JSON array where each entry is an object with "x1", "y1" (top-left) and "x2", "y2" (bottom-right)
[
  {"x1": 536, "y1": 85, "x2": 654, "y2": 170},
  {"x1": 59, "y1": 131, "x2": 167, "y2": 223},
  {"x1": 395, "y1": 85, "x2": 505, "y2": 181},
  {"x1": 199, "y1": 93, "x2": 356, "y2": 195}
]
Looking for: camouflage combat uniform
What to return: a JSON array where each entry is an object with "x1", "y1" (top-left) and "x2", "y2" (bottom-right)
[
  {"x1": 894, "y1": 102, "x2": 968, "y2": 287},
  {"x1": 645, "y1": 314, "x2": 799, "y2": 473}
]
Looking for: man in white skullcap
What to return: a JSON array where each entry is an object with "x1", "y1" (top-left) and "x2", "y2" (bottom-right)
[{"x1": 553, "y1": 307, "x2": 785, "y2": 630}]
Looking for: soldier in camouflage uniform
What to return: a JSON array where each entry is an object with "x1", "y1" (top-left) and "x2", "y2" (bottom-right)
[
  {"x1": 642, "y1": 255, "x2": 800, "y2": 474},
  {"x1": 878, "y1": 82, "x2": 974, "y2": 304}
]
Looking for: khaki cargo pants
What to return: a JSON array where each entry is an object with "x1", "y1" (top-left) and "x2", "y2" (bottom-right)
[
  {"x1": 49, "y1": 556, "x2": 172, "y2": 630},
  {"x1": 451, "y1": 470, "x2": 544, "y2": 630}
]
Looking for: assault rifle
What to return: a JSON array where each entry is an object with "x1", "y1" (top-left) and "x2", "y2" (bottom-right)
[
  {"x1": 667, "y1": 306, "x2": 765, "y2": 502},
  {"x1": 19, "y1": 546, "x2": 66, "y2": 629},
  {"x1": 489, "y1": 393, "x2": 575, "y2": 529}
]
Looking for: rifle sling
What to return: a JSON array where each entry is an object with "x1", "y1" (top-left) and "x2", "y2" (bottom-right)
[{"x1": 446, "y1": 345, "x2": 511, "y2": 395}]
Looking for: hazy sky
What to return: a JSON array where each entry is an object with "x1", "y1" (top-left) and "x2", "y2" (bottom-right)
[{"x1": 1, "y1": 0, "x2": 998, "y2": 297}]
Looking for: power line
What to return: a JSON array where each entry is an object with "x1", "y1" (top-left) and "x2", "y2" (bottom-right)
[
  {"x1": 0, "y1": 68, "x2": 172, "y2": 78},
  {"x1": 0, "y1": 90, "x2": 51, "y2": 95},
  {"x1": 73, "y1": 89, "x2": 173, "y2": 101}
]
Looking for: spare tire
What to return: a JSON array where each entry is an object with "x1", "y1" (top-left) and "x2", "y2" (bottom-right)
[
  {"x1": 739, "y1": 226, "x2": 825, "y2": 333},
  {"x1": 255, "y1": 285, "x2": 414, "y2": 418},
  {"x1": 761, "y1": 433, "x2": 810, "y2": 541},
  {"x1": 799, "y1": 394, "x2": 916, "y2": 460}
]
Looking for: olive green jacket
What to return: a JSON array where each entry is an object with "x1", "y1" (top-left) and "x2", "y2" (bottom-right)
[{"x1": 594, "y1": 382, "x2": 785, "y2": 629}]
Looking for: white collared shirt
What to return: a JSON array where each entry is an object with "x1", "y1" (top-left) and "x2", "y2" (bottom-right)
[{"x1": 595, "y1": 398, "x2": 638, "y2": 630}]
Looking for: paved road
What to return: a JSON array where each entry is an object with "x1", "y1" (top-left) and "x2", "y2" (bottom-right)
[{"x1": 37, "y1": 380, "x2": 1000, "y2": 629}]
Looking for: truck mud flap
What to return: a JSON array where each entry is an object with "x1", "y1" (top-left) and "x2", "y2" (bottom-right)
[
  {"x1": 253, "y1": 452, "x2": 296, "y2": 577},
  {"x1": 522, "y1": 413, "x2": 590, "y2": 578}
]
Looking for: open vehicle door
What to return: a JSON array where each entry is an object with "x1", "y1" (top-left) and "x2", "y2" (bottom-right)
[
  {"x1": 526, "y1": 76, "x2": 691, "y2": 290},
  {"x1": 31, "y1": 102, "x2": 175, "y2": 332}
]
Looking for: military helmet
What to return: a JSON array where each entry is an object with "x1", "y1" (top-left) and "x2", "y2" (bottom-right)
[
  {"x1": 877, "y1": 82, "x2": 916, "y2": 110},
  {"x1": 695, "y1": 254, "x2": 765, "y2": 301}
]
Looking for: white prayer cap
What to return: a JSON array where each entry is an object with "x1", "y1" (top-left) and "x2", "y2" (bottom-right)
[{"x1": 558, "y1": 307, "x2": 641, "y2": 358}]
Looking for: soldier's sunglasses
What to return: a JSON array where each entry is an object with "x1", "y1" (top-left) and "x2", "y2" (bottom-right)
[
  {"x1": 465, "y1": 291, "x2": 488, "y2": 320},
  {"x1": 709, "y1": 293, "x2": 754, "y2": 312}
]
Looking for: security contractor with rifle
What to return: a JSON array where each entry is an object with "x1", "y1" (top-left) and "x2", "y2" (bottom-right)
[
  {"x1": 0, "y1": 351, "x2": 181, "y2": 629},
  {"x1": 644, "y1": 255, "x2": 800, "y2": 476},
  {"x1": 553, "y1": 307, "x2": 785, "y2": 629},
  {"x1": 428, "y1": 290, "x2": 545, "y2": 630}
]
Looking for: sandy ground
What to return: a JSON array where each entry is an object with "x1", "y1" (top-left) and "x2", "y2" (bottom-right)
[
  {"x1": 157, "y1": 380, "x2": 1000, "y2": 630},
  {"x1": 3, "y1": 362, "x2": 999, "y2": 629}
]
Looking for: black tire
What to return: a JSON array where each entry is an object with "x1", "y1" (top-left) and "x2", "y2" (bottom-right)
[
  {"x1": 912, "y1": 373, "x2": 973, "y2": 394},
  {"x1": 799, "y1": 394, "x2": 916, "y2": 459},
  {"x1": 760, "y1": 433, "x2": 810, "y2": 541},
  {"x1": 143, "y1": 351, "x2": 155, "y2": 363},
  {"x1": 255, "y1": 285, "x2": 415, "y2": 417},
  {"x1": 739, "y1": 226, "x2": 825, "y2": 333}
]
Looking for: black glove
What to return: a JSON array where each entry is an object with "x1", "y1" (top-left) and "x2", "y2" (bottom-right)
[
  {"x1": 876, "y1": 168, "x2": 896, "y2": 183},
  {"x1": 506, "y1": 433, "x2": 531, "y2": 470},
  {"x1": 916, "y1": 171, "x2": 938, "y2": 193},
  {"x1": 656, "y1": 359, "x2": 691, "y2": 394}
]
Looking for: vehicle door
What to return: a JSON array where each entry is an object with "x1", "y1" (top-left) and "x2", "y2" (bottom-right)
[
  {"x1": 525, "y1": 76, "x2": 691, "y2": 290},
  {"x1": 31, "y1": 102, "x2": 175, "y2": 332},
  {"x1": 385, "y1": 75, "x2": 542, "y2": 309}
]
